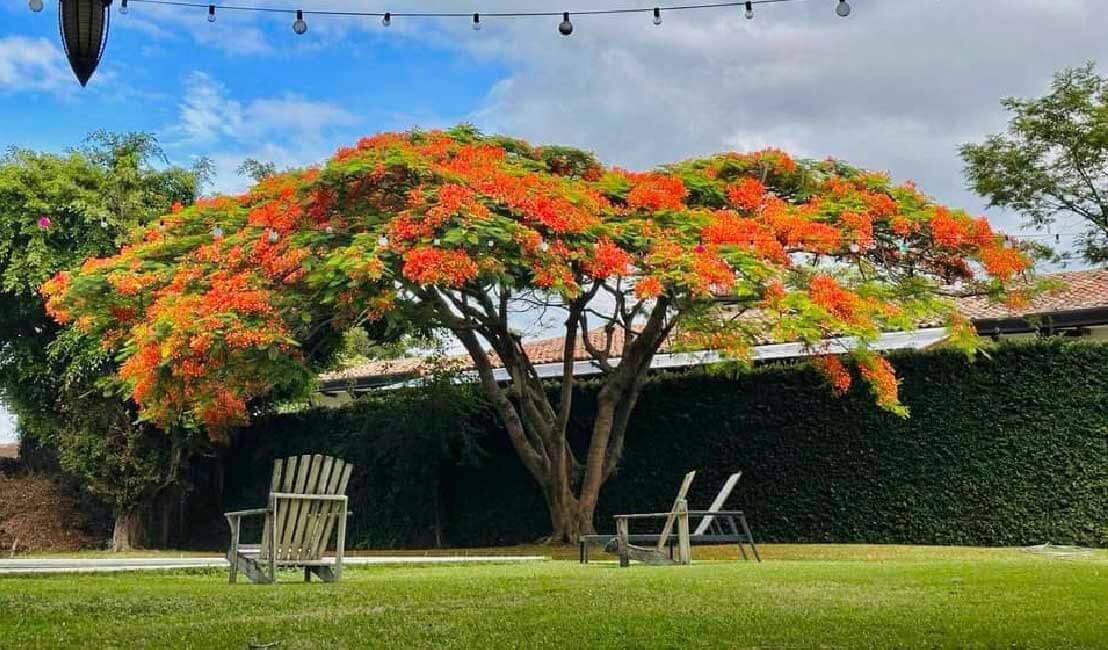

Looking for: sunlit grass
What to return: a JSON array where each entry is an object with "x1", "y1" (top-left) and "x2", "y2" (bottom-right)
[{"x1": 3, "y1": 545, "x2": 1106, "y2": 648}]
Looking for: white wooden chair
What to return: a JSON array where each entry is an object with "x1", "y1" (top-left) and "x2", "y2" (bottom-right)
[{"x1": 224, "y1": 454, "x2": 353, "y2": 584}]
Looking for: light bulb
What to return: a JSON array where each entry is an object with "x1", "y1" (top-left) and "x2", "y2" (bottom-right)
[
  {"x1": 293, "y1": 9, "x2": 307, "y2": 34},
  {"x1": 100, "y1": 218, "x2": 108, "y2": 228},
  {"x1": 325, "y1": 225, "x2": 334, "y2": 234},
  {"x1": 745, "y1": 1, "x2": 754, "y2": 19},
  {"x1": 268, "y1": 229, "x2": 279, "y2": 243},
  {"x1": 381, "y1": 11, "x2": 390, "y2": 27},
  {"x1": 120, "y1": 0, "x2": 128, "y2": 14},
  {"x1": 558, "y1": 12, "x2": 573, "y2": 36},
  {"x1": 652, "y1": 8, "x2": 661, "y2": 25},
  {"x1": 212, "y1": 225, "x2": 223, "y2": 239},
  {"x1": 835, "y1": 0, "x2": 851, "y2": 18},
  {"x1": 472, "y1": 13, "x2": 480, "y2": 30},
  {"x1": 29, "y1": 0, "x2": 44, "y2": 13},
  {"x1": 377, "y1": 235, "x2": 389, "y2": 247},
  {"x1": 208, "y1": 5, "x2": 215, "y2": 22}
]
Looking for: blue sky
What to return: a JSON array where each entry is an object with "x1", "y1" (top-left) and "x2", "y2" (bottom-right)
[{"x1": 1, "y1": 0, "x2": 1106, "y2": 441}]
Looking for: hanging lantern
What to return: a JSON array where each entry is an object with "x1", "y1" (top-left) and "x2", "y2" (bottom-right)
[{"x1": 58, "y1": 0, "x2": 112, "y2": 87}]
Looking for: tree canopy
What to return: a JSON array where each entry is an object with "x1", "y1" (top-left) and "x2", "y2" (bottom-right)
[
  {"x1": 961, "y1": 63, "x2": 1108, "y2": 264},
  {"x1": 0, "y1": 132, "x2": 211, "y2": 549},
  {"x1": 44, "y1": 125, "x2": 1030, "y2": 539}
]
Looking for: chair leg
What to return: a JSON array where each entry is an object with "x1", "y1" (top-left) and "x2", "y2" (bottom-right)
[
  {"x1": 738, "y1": 514, "x2": 761, "y2": 563},
  {"x1": 226, "y1": 515, "x2": 240, "y2": 584}
]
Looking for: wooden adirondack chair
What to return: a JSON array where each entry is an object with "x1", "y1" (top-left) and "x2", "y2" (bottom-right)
[{"x1": 224, "y1": 454, "x2": 353, "y2": 584}]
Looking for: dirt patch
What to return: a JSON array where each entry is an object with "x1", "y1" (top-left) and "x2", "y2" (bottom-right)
[{"x1": 0, "y1": 472, "x2": 97, "y2": 554}]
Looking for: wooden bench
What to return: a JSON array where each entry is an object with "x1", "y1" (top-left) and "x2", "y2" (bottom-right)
[
  {"x1": 225, "y1": 454, "x2": 353, "y2": 584},
  {"x1": 578, "y1": 471, "x2": 760, "y2": 564}
]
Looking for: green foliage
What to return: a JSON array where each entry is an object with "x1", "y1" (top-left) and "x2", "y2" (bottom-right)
[
  {"x1": 0, "y1": 132, "x2": 210, "y2": 516},
  {"x1": 216, "y1": 340, "x2": 1108, "y2": 548},
  {"x1": 961, "y1": 63, "x2": 1108, "y2": 264}
]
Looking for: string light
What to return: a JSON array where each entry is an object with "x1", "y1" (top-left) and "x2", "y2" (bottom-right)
[
  {"x1": 212, "y1": 225, "x2": 224, "y2": 239},
  {"x1": 208, "y1": 4, "x2": 215, "y2": 21},
  {"x1": 29, "y1": 0, "x2": 44, "y2": 12},
  {"x1": 292, "y1": 9, "x2": 307, "y2": 34},
  {"x1": 99, "y1": 0, "x2": 863, "y2": 30},
  {"x1": 472, "y1": 12, "x2": 481, "y2": 29},
  {"x1": 559, "y1": 12, "x2": 573, "y2": 35},
  {"x1": 268, "y1": 228, "x2": 280, "y2": 243}
]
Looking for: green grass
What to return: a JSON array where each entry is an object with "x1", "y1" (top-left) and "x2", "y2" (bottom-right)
[{"x1": 2, "y1": 545, "x2": 1106, "y2": 648}]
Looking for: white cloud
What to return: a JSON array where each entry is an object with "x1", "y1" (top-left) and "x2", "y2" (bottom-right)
[
  {"x1": 0, "y1": 36, "x2": 73, "y2": 95},
  {"x1": 174, "y1": 72, "x2": 357, "y2": 145},
  {"x1": 168, "y1": 72, "x2": 361, "y2": 193}
]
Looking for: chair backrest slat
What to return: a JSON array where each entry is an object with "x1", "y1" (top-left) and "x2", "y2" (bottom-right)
[
  {"x1": 693, "y1": 472, "x2": 742, "y2": 536},
  {"x1": 655, "y1": 471, "x2": 696, "y2": 552},
  {"x1": 275, "y1": 454, "x2": 312, "y2": 560},
  {"x1": 260, "y1": 457, "x2": 286, "y2": 558}
]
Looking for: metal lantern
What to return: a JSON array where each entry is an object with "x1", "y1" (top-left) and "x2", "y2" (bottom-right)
[{"x1": 58, "y1": 0, "x2": 112, "y2": 87}]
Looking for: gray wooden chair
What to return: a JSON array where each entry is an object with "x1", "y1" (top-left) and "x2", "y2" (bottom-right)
[{"x1": 224, "y1": 454, "x2": 353, "y2": 584}]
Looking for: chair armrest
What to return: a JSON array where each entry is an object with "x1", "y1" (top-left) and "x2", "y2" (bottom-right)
[
  {"x1": 270, "y1": 493, "x2": 348, "y2": 502},
  {"x1": 223, "y1": 507, "x2": 271, "y2": 518}
]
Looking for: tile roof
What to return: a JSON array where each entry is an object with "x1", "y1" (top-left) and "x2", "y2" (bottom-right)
[
  {"x1": 952, "y1": 268, "x2": 1108, "y2": 320},
  {"x1": 321, "y1": 268, "x2": 1108, "y2": 384}
]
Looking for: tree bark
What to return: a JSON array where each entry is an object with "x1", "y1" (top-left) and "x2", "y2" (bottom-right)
[{"x1": 111, "y1": 508, "x2": 146, "y2": 552}]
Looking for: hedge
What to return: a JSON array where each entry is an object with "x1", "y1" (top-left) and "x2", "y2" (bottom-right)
[{"x1": 210, "y1": 340, "x2": 1108, "y2": 548}]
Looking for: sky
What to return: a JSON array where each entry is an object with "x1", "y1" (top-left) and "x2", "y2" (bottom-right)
[{"x1": 1, "y1": 0, "x2": 1106, "y2": 441}]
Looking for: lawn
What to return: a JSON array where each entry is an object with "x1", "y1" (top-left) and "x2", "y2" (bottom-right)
[{"x1": 2, "y1": 545, "x2": 1106, "y2": 648}]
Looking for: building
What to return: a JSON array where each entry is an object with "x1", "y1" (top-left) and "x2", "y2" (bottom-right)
[{"x1": 317, "y1": 268, "x2": 1108, "y2": 397}]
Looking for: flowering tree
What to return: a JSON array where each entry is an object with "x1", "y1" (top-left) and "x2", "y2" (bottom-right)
[{"x1": 44, "y1": 126, "x2": 1030, "y2": 542}]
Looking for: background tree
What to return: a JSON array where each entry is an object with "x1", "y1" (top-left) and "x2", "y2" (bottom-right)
[
  {"x1": 0, "y1": 132, "x2": 210, "y2": 550},
  {"x1": 961, "y1": 63, "x2": 1108, "y2": 264},
  {"x1": 46, "y1": 126, "x2": 1029, "y2": 542}
]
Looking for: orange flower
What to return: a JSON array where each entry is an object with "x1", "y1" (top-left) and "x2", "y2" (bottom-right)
[
  {"x1": 858, "y1": 355, "x2": 899, "y2": 409},
  {"x1": 625, "y1": 173, "x2": 687, "y2": 211},
  {"x1": 814, "y1": 355, "x2": 852, "y2": 396},
  {"x1": 980, "y1": 246, "x2": 1029, "y2": 281},
  {"x1": 635, "y1": 275, "x2": 664, "y2": 298},
  {"x1": 584, "y1": 238, "x2": 633, "y2": 279},
  {"x1": 808, "y1": 274, "x2": 861, "y2": 323},
  {"x1": 726, "y1": 178, "x2": 766, "y2": 211},
  {"x1": 930, "y1": 207, "x2": 966, "y2": 247},
  {"x1": 402, "y1": 247, "x2": 479, "y2": 286}
]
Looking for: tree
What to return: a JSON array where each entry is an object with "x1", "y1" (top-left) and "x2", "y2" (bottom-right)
[
  {"x1": 0, "y1": 133, "x2": 210, "y2": 550},
  {"x1": 961, "y1": 63, "x2": 1108, "y2": 264},
  {"x1": 45, "y1": 126, "x2": 1028, "y2": 542}
]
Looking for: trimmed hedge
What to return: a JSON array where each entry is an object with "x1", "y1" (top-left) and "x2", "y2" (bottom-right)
[{"x1": 214, "y1": 340, "x2": 1108, "y2": 548}]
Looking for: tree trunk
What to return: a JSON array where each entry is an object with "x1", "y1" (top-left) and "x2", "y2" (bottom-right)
[{"x1": 111, "y1": 508, "x2": 146, "y2": 552}]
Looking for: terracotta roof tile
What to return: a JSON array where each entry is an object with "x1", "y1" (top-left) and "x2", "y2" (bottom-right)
[{"x1": 953, "y1": 268, "x2": 1108, "y2": 320}]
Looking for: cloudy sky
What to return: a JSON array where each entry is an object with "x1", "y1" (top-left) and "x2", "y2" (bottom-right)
[{"x1": 1, "y1": 0, "x2": 1106, "y2": 441}]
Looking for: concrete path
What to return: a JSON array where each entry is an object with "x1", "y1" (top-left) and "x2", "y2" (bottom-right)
[{"x1": 0, "y1": 555, "x2": 546, "y2": 575}]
